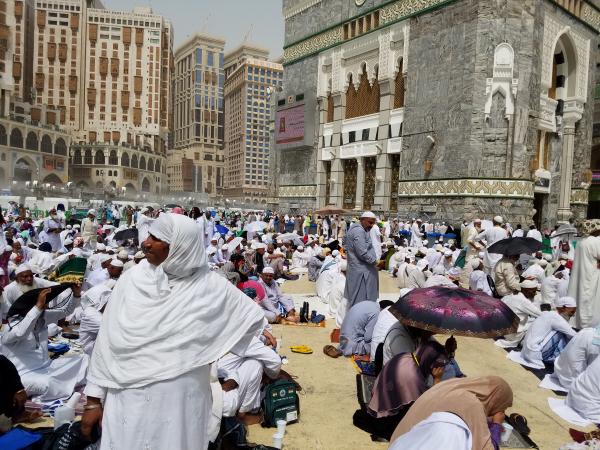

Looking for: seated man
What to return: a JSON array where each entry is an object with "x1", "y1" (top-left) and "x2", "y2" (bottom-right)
[
  {"x1": 369, "y1": 300, "x2": 398, "y2": 361},
  {"x1": 218, "y1": 335, "x2": 282, "y2": 423},
  {"x1": 307, "y1": 249, "x2": 325, "y2": 282},
  {"x1": 424, "y1": 265, "x2": 455, "y2": 288},
  {"x1": 495, "y1": 279, "x2": 542, "y2": 348},
  {"x1": 521, "y1": 297, "x2": 577, "y2": 366},
  {"x1": 325, "y1": 301, "x2": 380, "y2": 358},
  {"x1": 0, "y1": 265, "x2": 87, "y2": 401},
  {"x1": 469, "y1": 258, "x2": 492, "y2": 296},
  {"x1": 257, "y1": 267, "x2": 299, "y2": 323},
  {"x1": 290, "y1": 245, "x2": 310, "y2": 272},
  {"x1": 566, "y1": 351, "x2": 600, "y2": 423},
  {"x1": 554, "y1": 327, "x2": 600, "y2": 390}
]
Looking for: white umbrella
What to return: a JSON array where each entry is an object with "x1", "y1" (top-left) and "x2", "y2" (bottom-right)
[{"x1": 244, "y1": 221, "x2": 268, "y2": 233}]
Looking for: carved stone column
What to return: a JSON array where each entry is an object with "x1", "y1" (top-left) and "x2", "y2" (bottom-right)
[
  {"x1": 355, "y1": 157, "x2": 365, "y2": 210},
  {"x1": 557, "y1": 101, "x2": 583, "y2": 224}
]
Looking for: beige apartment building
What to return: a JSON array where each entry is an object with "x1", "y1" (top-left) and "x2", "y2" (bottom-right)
[
  {"x1": 29, "y1": 0, "x2": 172, "y2": 197},
  {"x1": 223, "y1": 44, "x2": 282, "y2": 205},
  {"x1": 167, "y1": 33, "x2": 224, "y2": 196}
]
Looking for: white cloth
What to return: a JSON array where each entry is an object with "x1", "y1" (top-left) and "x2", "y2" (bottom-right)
[
  {"x1": 370, "y1": 226, "x2": 382, "y2": 261},
  {"x1": 291, "y1": 250, "x2": 310, "y2": 269},
  {"x1": 554, "y1": 328, "x2": 600, "y2": 390},
  {"x1": 474, "y1": 226, "x2": 508, "y2": 271},
  {"x1": 506, "y1": 350, "x2": 545, "y2": 369},
  {"x1": 527, "y1": 228, "x2": 543, "y2": 242},
  {"x1": 89, "y1": 213, "x2": 265, "y2": 390},
  {"x1": 548, "y1": 397, "x2": 593, "y2": 427},
  {"x1": 425, "y1": 274, "x2": 455, "y2": 288},
  {"x1": 541, "y1": 275, "x2": 568, "y2": 307},
  {"x1": 495, "y1": 293, "x2": 541, "y2": 348},
  {"x1": 520, "y1": 311, "x2": 575, "y2": 365},
  {"x1": 538, "y1": 374, "x2": 568, "y2": 393},
  {"x1": 409, "y1": 222, "x2": 423, "y2": 248},
  {"x1": 27, "y1": 249, "x2": 55, "y2": 276},
  {"x1": 566, "y1": 354, "x2": 600, "y2": 423},
  {"x1": 370, "y1": 307, "x2": 397, "y2": 361},
  {"x1": 136, "y1": 214, "x2": 155, "y2": 245},
  {"x1": 521, "y1": 263, "x2": 546, "y2": 285},
  {"x1": 568, "y1": 236, "x2": 600, "y2": 328},
  {"x1": 389, "y1": 412, "x2": 472, "y2": 450},
  {"x1": 469, "y1": 270, "x2": 492, "y2": 296}
]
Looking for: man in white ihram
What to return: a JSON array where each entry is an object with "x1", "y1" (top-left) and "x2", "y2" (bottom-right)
[{"x1": 81, "y1": 213, "x2": 264, "y2": 449}]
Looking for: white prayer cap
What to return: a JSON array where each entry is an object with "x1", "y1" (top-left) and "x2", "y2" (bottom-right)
[
  {"x1": 297, "y1": 245, "x2": 304, "y2": 250},
  {"x1": 556, "y1": 296, "x2": 576, "y2": 308},
  {"x1": 134, "y1": 251, "x2": 145, "y2": 259},
  {"x1": 4, "y1": 245, "x2": 12, "y2": 252},
  {"x1": 416, "y1": 259, "x2": 428, "y2": 270},
  {"x1": 64, "y1": 238, "x2": 73, "y2": 246},
  {"x1": 520, "y1": 279, "x2": 539, "y2": 289},
  {"x1": 110, "y1": 259, "x2": 124, "y2": 268},
  {"x1": 447, "y1": 267, "x2": 462, "y2": 279},
  {"x1": 544, "y1": 254, "x2": 553, "y2": 262},
  {"x1": 538, "y1": 259, "x2": 548, "y2": 268},
  {"x1": 444, "y1": 249, "x2": 453, "y2": 256},
  {"x1": 339, "y1": 260, "x2": 348, "y2": 271},
  {"x1": 140, "y1": 207, "x2": 149, "y2": 214},
  {"x1": 210, "y1": 236, "x2": 218, "y2": 242},
  {"x1": 67, "y1": 224, "x2": 72, "y2": 229},
  {"x1": 493, "y1": 216, "x2": 504, "y2": 224},
  {"x1": 470, "y1": 258, "x2": 482, "y2": 270},
  {"x1": 433, "y1": 265, "x2": 445, "y2": 275},
  {"x1": 15, "y1": 264, "x2": 32, "y2": 275},
  {"x1": 221, "y1": 244, "x2": 229, "y2": 251},
  {"x1": 360, "y1": 211, "x2": 376, "y2": 219},
  {"x1": 96, "y1": 243, "x2": 106, "y2": 251},
  {"x1": 418, "y1": 247, "x2": 428, "y2": 255},
  {"x1": 474, "y1": 218, "x2": 482, "y2": 223},
  {"x1": 422, "y1": 240, "x2": 428, "y2": 245},
  {"x1": 73, "y1": 224, "x2": 81, "y2": 229},
  {"x1": 332, "y1": 250, "x2": 340, "y2": 257},
  {"x1": 88, "y1": 209, "x2": 97, "y2": 216},
  {"x1": 99, "y1": 254, "x2": 112, "y2": 263},
  {"x1": 103, "y1": 225, "x2": 115, "y2": 231},
  {"x1": 435, "y1": 244, "x2": 444, "y2": 252},
  {"x1": 416, "y1": 218, "x2": 422, "y2": 222},
  {"x1": 262, "y1": 267, "x2": 275, "y2": 274},
  {"x1": 118, "y1": 250, "x2": 129, "y2": 259},
  {"x1": 255, "y1": 242, "x2": 267, "y2": 250},
  {"x1": 478, "y1": 251, "x2": 486, "y2": 260}
]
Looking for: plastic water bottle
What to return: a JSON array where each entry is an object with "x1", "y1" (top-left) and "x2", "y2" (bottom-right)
[{"x1": 53, "y1": 392, "x2": 81, "y2": 429}]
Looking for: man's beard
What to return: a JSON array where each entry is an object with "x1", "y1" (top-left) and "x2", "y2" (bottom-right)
[{"x1": 17, "y1": 281, "x2": 36, "y2": 293}]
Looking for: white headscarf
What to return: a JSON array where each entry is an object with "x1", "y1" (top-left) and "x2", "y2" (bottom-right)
[{"x1": 88, "y1": 213, "x2": 264, "y2": 389}]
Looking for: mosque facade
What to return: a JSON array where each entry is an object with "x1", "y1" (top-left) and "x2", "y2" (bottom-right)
[{"x1": 276, "y1": 0, "x2": 600, "y2": 227}]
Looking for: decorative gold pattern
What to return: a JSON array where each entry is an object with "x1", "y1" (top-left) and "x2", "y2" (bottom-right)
[
  {"x1": 570, "y1": 188, "x2": 589, "y2": 205},
  {"x1": 579, "y1": 3, "x2": 600, "y2": 30},
  {"x1": 278, "y1": 185, "x2": 317, "y2": 198},
  {"x1": 343, "y1": 159, "x2": 358, "y2": 209},
  {"x1": 283, "y1": 0, "x2": 454, "y2": 65},
  {"x1": 397, "y1": 179, "x2": 535, "y2": 199},
  {"x1": 363, "y1": 156, "x2": 377, "y2": 210},
  {"x1": 389, "y1": 154, "x2": 400, "y2": 211}
]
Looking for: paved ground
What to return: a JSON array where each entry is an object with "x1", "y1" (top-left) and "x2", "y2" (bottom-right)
[{"x1": 247, "y1": 272, "x2": 589, "y2": 450}]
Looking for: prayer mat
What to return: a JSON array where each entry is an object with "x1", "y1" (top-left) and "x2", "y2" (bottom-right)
[
  {"x1": 48, "y1": 257, "x2": 87, "y2": 283},
  {"x1": 500, "y1": 426, "x2": 539, "y2": 448},
  {"x1": 352, "y1": 356, "x2": 376, "y2": 376},
  {"x1": 279, "y1": 320, "x2": 326, "y2": 328}
]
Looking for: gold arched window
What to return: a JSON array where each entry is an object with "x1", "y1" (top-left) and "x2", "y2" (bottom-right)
[
  {"x1": 394, "y1": 59, "x2": 405, "y2": 109},
  {"x1": 346, "y1": 67, "x2": 380, "y2": 119}
]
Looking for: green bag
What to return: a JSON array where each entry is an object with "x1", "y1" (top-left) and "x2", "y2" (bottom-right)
[
  {"x1": 454, "y1": 248, "x2": 467, "y2": 269},
  {"x1": 261, "y1": 379, "x2": 299, "y2": 427}
]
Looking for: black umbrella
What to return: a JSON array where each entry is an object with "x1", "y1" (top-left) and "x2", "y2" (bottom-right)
[
  {"x1": 114, "y1": 228, "x2": 138, "y2": 241},
  {"x1": 487, "y1": 237, "x2": 542, "y2": 256},
  {"x1": 7, "y1": 284, "x2": 75, "y2": 319}
]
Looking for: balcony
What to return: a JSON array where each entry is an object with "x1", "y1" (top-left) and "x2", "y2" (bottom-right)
[{"x1": 339, "y1": 141, "x2": 379, "y2": 159}]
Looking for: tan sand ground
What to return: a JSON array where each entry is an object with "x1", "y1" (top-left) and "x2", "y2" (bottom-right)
[{"x1": 246, "y1": 272, "x2": 591, "y2": 450}]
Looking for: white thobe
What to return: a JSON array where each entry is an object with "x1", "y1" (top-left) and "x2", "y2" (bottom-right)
[
  {"x1": 512, "y1": 229, "x2": 524, "y2": 238},
  {"x1": 406, "y1": 268, "x2": 427, "y2": 289},
  {"x1": 43, "y1": 218, "x2": 63, "y2": 251},
  {"x1": 84, "y1": 268, "x2": 110, "y2": 290},
  {"x1": 554, "y1": 328, "x2": 600, "y2": 389},
  {"x1": 495, "y1": 293, "x2": 541, "y2": 348},
  {"x1": 469, "y1": 270, "x2": 492, "y2": 296},
  {"x1": 526, "y1": 229, "x2": 543, "y2": 242},
  {"x1": 425, "y1": 274, "x2": 455, "y2": 288},
  {"x1": 218, "y1": 336, "x2": 281, "y2": 416},
  {"x1": 568, "y1": 236, "x2": 600, "y2": 328},
  {"x1": 291, "y1": 251, "x2": 310, "y2": 268},
  {"x1": 520, "y1": 311, "x2": 575, "y2": 365},
  {"x1": 521, "y1": 263, "x2": 546, "y2": 285},
  {"x1": 409, "y1": 223, "x2": 423, "y2": 248},
  {"x1": 370, "y1": 307, "x2": 397, "y2": 361},
  {"x1": 540, "y1": 275, "x2": 568, "y2": 307},
  {"x1": 79, "y1": 307, "x2": 103, "y2": 355},
  {"x1": 566, "y1": 352, "x2": 600, "y2": 423},
  {"x1": 475, "y1": 226, "x2": 508, "y2": 272}
]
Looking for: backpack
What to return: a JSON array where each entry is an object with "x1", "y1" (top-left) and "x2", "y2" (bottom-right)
[{"x1": 261, "y1": 379, "x2": 300, "y2": 427}]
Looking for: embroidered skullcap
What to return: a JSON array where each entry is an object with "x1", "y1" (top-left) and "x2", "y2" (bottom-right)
[
  {"x1": 15, "y1": 264, "x2": 32, "y2": 275},
  {"x1": 520, "y1": 279, "x2": 539, "y2": 289},
  {"x1": 360, "y1": 211, "x2": 376, "y2": 219},
  {"x1": 262, "y1": 267, "x2": 275, "y2": 274},
  {"x1": 556, "y1": 296, "x2": 576, "y2": 308},
  {"x1": 110, "y1": 259, "x2": 124, "y2": 268}
]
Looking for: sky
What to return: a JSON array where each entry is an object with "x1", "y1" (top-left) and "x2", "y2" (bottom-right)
[{"x1": 102, "y1": 0, "x2": 285, "y2": 59}]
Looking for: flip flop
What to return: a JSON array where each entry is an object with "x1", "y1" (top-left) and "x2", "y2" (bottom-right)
[
  {"x1": 508, "y1": 413, "x2": 530, "y2": 435},
  {"x1": 323, "y1": 344, "x2": 342, "y2": 358},
  {"x1": 290, "y1": 345, "x2": 313, "y2": 354}
]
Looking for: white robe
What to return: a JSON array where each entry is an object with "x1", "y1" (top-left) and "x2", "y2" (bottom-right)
[
  {"x1": 554, "y1": 328, "x2": 600, "y2": 390},
  {"x1": 566, "y1": 351, "x2": 600, "y2": 423},
  {"x1": 389, "y1": 412, "x2": 472, "y2": 450},
  {"x1": 469, "y1": 270, "x2": 492, "y2": 296},
  {"x1": 568, "y1": 236, "x2": 600, "y2": 328},
  {"x1": 370, "y1": 307, "x2": 397, "y2": 361},
  {"x1": 475, "y1": 226, "x2": 508, "y2": 272},
  {"x1": 136, "y1": 214, "x2": 155, "y2": 245},
  {"x1": 520, "y1": 311, "x2": 575, "y2": 365},
  {"x1": 540, "y1": 275, "x2": 568, "y2": 307},
  {"x1": 495, "y1": 293, "x2": 541, "y2": 348},
  {"x1": 409, "y1": 223, "x2": 423, "y2": 248}
]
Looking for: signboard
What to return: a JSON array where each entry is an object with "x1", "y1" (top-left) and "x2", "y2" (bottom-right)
[{"x1": 276, "y1": 104, "x2": 304, "y2": 145}]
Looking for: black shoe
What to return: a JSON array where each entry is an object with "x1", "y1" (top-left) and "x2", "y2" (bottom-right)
[
  {"x1": 299, "y1": 302, "x2": 308, "y2": 323},
  {"x1": 310, "y1": 310, "x2": 317, "y2": 322}
]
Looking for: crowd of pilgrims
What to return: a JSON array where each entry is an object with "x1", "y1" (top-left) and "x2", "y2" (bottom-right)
[{"x1": 0, "y1": 200, "x2": 598, "y2": 449}]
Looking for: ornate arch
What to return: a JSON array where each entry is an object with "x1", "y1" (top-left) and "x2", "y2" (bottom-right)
[
  {"x1": 41, "y1": 135, "x2": 52, "y2": 153},
  {"x1": 26, "y1": 132, "x2": 38, "y2": 151}
]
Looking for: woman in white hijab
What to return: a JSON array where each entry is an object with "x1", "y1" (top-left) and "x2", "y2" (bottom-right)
[{"x1": 81, "y1": 213, "x2": 265, "y2": 449}]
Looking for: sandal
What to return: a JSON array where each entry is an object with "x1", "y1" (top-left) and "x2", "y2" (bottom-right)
[
  {"x1": 290, "y1": 345, "x2": 313, "y2": 354},
  {"x1": 323, "y1": 344, "x2": 342, "y2": 358},
  {"x1": 508, "y1": 413, "x2": 530, "y2": 435},
  {"x1": 569, "y1": 428, "x2": 600, "y2": 443}
]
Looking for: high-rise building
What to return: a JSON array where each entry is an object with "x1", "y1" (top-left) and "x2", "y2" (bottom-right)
[
  {"x1": 167, "y1": 33, "x2": 225, "y2": 196},
  {"x1": 223, "y1": 44, "x2": 282, "y2": 205},
  {"x1": 29, "y1": 1, "x2": 173, "y2": 198},
  {"x1": 0, "y1": 0, "x2": 71, "y2": 191}
]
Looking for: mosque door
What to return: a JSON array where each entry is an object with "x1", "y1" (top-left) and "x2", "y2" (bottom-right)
[
  {"x1": 389, "y1": 154, "x2": 400, "y2": 212},
  {"x1": 342, "y1": 159, "x2": 357, "y2": 210},
  {"x1": 363, "y1": 156, "x2": 376, "y2": 210},
  {"x1": 533, "y1": 193, "x2": 545, "y2": 229},
  {"x1": 324, "y1": 161, "x2": 331, "y2": 205}
]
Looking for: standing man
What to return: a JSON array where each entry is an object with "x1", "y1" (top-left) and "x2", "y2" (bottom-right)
[
  {"x1": 409, "y1": 219, "x2": 423, "y2": 248},
  {"x1": 344, "y1": 211, "x2": 379, "y2": 307},
  {"x1": 474, "y1": 216, "x2": 508, "y2": 274},
  {"x1": 81, "y1": 209, "x2": 99, "y2": 251},
  {"x1": 42, "y1": 208, "x2": 63, "y2": 251},
  {"x1": 568, "y1": 219, "x2": 600, "y2": 328}
]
